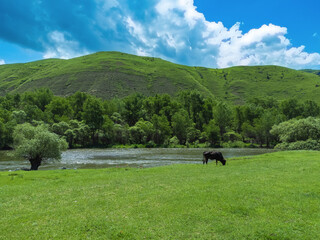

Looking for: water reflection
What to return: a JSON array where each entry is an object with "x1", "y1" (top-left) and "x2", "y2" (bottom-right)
[{"x1": 0, "y1": 148, "x2": 277, "y2": 171}]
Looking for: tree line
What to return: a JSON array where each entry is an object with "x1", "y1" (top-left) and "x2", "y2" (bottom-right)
[{"x1": 1, "y1": 88, "x2": 320, "y2": 150}]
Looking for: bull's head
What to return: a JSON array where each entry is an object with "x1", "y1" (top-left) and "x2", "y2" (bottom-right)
[{"x1": 221, "y1": 159, "x2": 226, "y2": 165}]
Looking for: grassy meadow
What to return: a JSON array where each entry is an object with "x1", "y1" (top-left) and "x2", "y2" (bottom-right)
[{"x1": 1, "y1": 151, "x2": 320, "y2": 239}]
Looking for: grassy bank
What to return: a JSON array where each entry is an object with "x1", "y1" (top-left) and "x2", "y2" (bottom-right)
[{"x1": 1, "y1": 151, "x2": 320, "y2": 239}]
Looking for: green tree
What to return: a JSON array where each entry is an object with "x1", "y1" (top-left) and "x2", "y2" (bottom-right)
[
  {"x1": 129, "y1": 125, "x2": 144, "y2": 144},
  {"x1": 0, "y1": 118, "x2": 5, "y2": 149},
  {"x1": 111, "y1": 112, "x2": 124, "y2": 125},
  {"x1": 46, "y1": 97, "x2": 73, "y2": 122},
  {"x1": 151, "y1": 114, "x2": 172, "y2": 145},
  {"x1": 113, "y1": 124, "x2": 129, "y2": 144},
  {"x1": 51, "y1": 121, "x2": 70, "y2": 136},
  {"x1": 101, "y1": 115, "x2": 115, "y2": 146},
  {"x1": 22, "y1": 104, "x2": 46, "y2": 122},
  {"x1": 213, "y1": 101, "x2": 233, "y2": 140},
  {"x1": 50, "y1": 120, "x2": 90, "y2": 148},
  {"x1": 69, "y1": 92, "x2": 89, "y2": 120},
  {"x1": 280, "y1": 98, "x2": 303, "y2": 120},
  {"x1": 143, "y1": 94, "x2": 172, "y2": 120},
  {"x1": 202, "y1": 98, "x2": 214, "y2": 126},
  {"x1": 302, "y1": 100, "x2": 320, "y2": 118},
  {"x1": 203, "y1": 120, "x2": 221, "y2": 147},
  {"x1": 241, "y1": 121, "x2": 256, "y2": 142},
  {"x1": 13, "y1": 123, "x2": 68, "y2": 170},
  {"x1": 33, "y1": 88, "x2": 54, "y2": 111},
  {"x1": 104, "y1": 98, "x2": 125, "y2": 116},
  {"x1": 248, "y1": 97, "x2": 278, "y2": 109},
  {"x1": 83, "y1": 97, "x2": 104, "y2": 144},
  {"x1": 171, "y1": 110, "x2": 191, "y2": 144},
  {"x1": 103, "y1": 99, "x2": 121, "y2": 117},
  {"x1": 12, "y1": 93, "x2": 21, "y2": 108},
  {"x1": 123, "y1": 93, "x2": 145, "y2": 126},
  {"x1": 129, "y1": 119, "x2": 154, "y2": 144},
  {"x1": 253, "y1": 110, "x2": 277, "y2": 147},
  {"x1": 178, "y1": 90, "x2": 205, "y2": 129},
  {"x1": 21, "y1": 88, "x2": 54, "y2": 111},
  {"x1": 0, "y1": 107, "x2": 12, "y2": 122},
  {"x1": 0, "y1": 108, "x2": 16, "y2": 149},
  {"x1": 12, "y1": 110, "x2": 27, "y2": 124},
  {"x1": 234, "y1": 105, "x2": 245, "y2": 134},
  {"x1": 0, "y1": 94, "x2": 14, "y2": 111},
  {"x1": 70, "y1": 120, "x2": 90, "y2": 147},
  {"x1": 242, "y1": 103, "x2": 264, "y2": 124},
  {"x1": 64, "y1": 129, "x2": 76, "y2": 148},
  {"x1": 186, "y1": 123, "x2": 201, "y2": 144}
]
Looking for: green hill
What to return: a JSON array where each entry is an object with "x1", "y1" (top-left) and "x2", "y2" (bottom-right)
[
  {"x1": 301, "y1": 69, "x2": 320, "y2": 76},
  {"x1": 1, "y1": 51, "x2": 320, "y2": 103}
]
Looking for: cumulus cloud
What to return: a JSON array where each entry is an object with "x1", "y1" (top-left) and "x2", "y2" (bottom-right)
[
  {"x1": 43, "y1": 31, "x2": 89, "y2": 59},
  {"x1": 0, "y1": 0, "x2": 319, "y2": 69},
  {"x1": 0, "y1": 59, "x2": 5, "y2": 65}
]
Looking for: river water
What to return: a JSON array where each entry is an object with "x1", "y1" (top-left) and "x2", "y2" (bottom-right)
[{"x1": 0, "y1": 148, "x2": 277, "y2": 171}]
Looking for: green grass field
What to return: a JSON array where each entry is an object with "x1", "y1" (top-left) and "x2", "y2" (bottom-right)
[
  {"x1": 1, "y1": 151, "x2": 320, "y2": 239},
  {"x1": 1, "y1": 51, "x2": 320, "y2": 103}
]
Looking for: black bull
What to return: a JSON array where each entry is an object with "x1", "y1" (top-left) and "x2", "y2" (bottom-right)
[{"x1": 203, "y1": 151, "x2": 226, "y2": 165}]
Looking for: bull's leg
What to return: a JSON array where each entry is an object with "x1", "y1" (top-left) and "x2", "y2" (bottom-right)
[{"x1": 216, "y1": 159, "x2": 218, "y2": 165}]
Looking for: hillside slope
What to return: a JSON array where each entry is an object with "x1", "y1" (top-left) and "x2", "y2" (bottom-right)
[
  {"x1": 301, "y1": 69, "x2": 320, "y2": 76},
  {"x1": 1, "y1": 51, "x2": 320, "y2": 103}
]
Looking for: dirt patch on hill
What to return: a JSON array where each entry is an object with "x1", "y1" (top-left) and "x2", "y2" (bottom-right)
[{"x1": 13, "y1": 71, "x2": 183, "y2": 99}]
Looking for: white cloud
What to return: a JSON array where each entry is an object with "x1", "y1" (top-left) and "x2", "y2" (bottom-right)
[
  {"x1": 117, "y1": 0, "x2": 320, "y2": 69},
  {"x1": 0, "y1": 59, "x2": 5, "y2": 65},
  {"x1": 156, "y1": 0, "x2": 204, "y2": 27},
  {"x1": 125, "y1": 17, "x2": 149, "y2": 45},
  {"x1": 34, "y1": 0, "x2": 320, "y2": 69},
  {"x1": 43, "y1": 31, "x2": 89, "y2": 59},
  {"x1": 216, "y1": 24, "x2": 320, "y2": 68}
]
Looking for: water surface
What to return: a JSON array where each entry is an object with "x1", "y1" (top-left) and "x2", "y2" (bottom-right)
[{"x1": 0, "y1": 148, "x2": 277, "y2": 171}]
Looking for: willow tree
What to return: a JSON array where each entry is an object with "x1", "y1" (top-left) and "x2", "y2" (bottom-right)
[{"x1": 13, "y1": 123, "x2": 68, "y2": 170}]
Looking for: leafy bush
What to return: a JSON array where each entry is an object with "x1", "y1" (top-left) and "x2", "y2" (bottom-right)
[
  {"x1": 275, "y1": 139, "x2": 320, "y2": 150},
  {"x1": 271, "y1": 117, "x2": 320, "y2": 143},
  {"x1": 222, "y1": 141, "x2": 247, "y2": 148},
  {"x1": 271, "y1": 117, "x2": 320, "y2": 150}
]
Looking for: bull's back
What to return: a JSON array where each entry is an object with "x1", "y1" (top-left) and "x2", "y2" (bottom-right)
[
  {"x1": 203, "y1": 151, "x2": 210, "y2": 158},
  {"x1": 216, "y1": 152, "x2": 224, "y2": 160},
  {"x1": 203, "y1": 151, "x2": 222, "y2": 159}
]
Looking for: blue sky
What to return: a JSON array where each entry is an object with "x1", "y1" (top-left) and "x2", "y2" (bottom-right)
[
  {"x1": 195, "y1": 0, "x2": 320, "y2": 53},
  {"x1": 0, "y1": 0, "x2": 319, "y2": 69}
]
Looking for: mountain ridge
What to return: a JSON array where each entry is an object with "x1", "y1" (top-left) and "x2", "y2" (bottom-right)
[{"x1": 1, "y1": 51, "x2": 320, "y2": 103}]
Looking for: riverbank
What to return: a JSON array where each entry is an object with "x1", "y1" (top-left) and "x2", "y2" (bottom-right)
[
  {"x1": 1, "y1": 151, "x2": 320, "y2": 239},
  {"x1": 0, "y1": 148, "x2": 276, "y2": 171}
]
